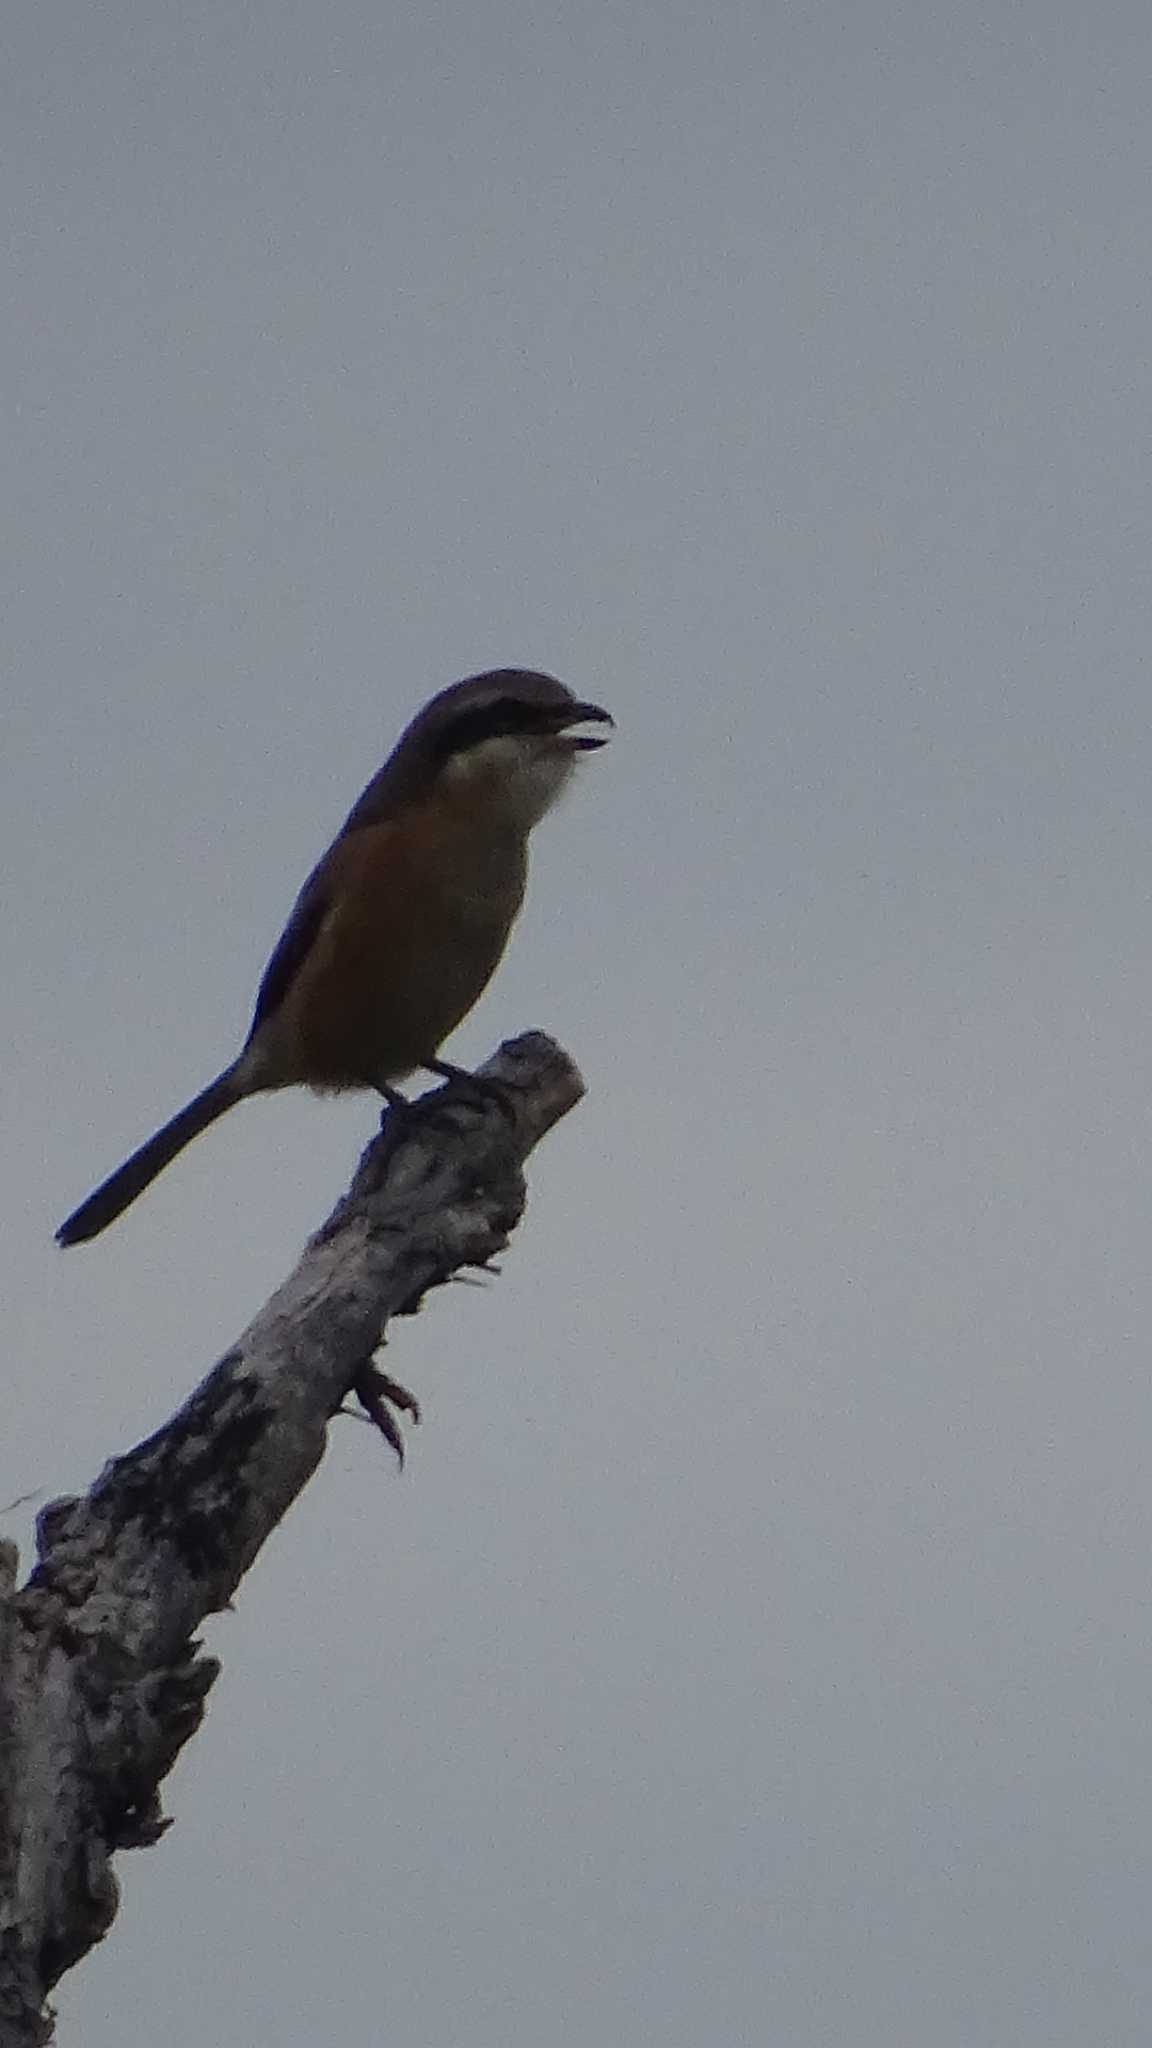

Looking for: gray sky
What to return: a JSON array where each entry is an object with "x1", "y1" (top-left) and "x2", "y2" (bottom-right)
[{"x1": 6, "y1": 1, "x2": 1152, "y2": 2041}]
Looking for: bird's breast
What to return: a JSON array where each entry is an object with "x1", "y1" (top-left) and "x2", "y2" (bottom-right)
[{"x1": 261, "y1": 814, "x2": 528, "y2": 1090}]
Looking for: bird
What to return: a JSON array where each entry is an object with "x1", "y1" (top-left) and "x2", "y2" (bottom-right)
[{"x1": 57, "y1": 668, "x2": 613, "y2": 1245}]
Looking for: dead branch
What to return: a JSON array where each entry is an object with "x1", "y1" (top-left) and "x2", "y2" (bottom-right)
[{"x1": 0, "y1": 1032, "x2": 585, "y2": 2045}]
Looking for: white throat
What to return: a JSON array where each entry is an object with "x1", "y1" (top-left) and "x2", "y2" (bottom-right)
[{"x1": 442, "y1": 736, "x2": 576, "y2": 831}]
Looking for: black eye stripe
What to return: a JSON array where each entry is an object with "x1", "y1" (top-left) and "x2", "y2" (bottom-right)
[{"x1": 432, "y1": 697, "x2": 553, "y2": 760}]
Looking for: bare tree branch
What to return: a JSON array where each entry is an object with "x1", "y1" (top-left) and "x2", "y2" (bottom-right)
[{"x1": 0, "y1": 1032, "x2": 585, "y2": 2045}]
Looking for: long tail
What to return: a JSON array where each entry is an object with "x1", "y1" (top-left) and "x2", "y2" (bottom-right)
[{"x1": 56, "y1": 1068, "x2": 245, "y2": 1245}]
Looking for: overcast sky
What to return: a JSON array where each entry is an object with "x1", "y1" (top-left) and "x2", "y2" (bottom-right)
[{"x1": 6, "y1": 1, "x2": 1152, "y2": 2042}]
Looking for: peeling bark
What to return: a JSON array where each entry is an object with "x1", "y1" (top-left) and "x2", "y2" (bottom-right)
[{"x1": 0, "y1": 1033, "x2": 584, "y2": 2043}]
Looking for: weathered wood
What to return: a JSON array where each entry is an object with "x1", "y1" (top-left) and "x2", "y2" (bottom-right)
[{"x1": 0, "y1": 1033, "x2": 584, "y2": 2044}]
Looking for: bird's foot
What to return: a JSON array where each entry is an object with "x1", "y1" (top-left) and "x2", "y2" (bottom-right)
[
  {"x1": 348, "y1": 1360, "x2": 422, "y2": 1465},
  {"x1": 373, "y1": 1083, "x2": 414, "y2": 1164},
  {"x1": 423, "y1": 1058, "x2": 519, "y2": 1127}
]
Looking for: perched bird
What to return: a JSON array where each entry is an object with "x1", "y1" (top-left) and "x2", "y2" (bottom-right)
[{"x1": 57, "y1": 669, "x2": 612, "y2": 1245}]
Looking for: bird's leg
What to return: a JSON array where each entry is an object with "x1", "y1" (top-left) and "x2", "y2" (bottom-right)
[
  {"x1": 373, "y1": 1080, "x2": 413, "y2": 1155},
  {"x1": 423, "y1": 1057, "x2": 474, "y2": 1088},
  {"x1": 422, "y1": 1058, "x2": 519, "y2": 1126}
]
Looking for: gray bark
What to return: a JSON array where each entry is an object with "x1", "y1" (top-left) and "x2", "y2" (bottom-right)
[{"x1": 0, "y1": 1033, "x2": 584, "y2": 2045}]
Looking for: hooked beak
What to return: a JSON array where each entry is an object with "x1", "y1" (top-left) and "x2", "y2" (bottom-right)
[{"x1": 555, "y1": 700, "x2": 615, "y2": 751}]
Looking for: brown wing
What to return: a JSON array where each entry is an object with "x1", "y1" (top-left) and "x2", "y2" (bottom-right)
[{"x1": 243, "y1": 862, "x2": 334, "y2": 1047}]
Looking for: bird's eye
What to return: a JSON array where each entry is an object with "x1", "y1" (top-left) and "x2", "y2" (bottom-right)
[{"x1": 434, "y1": 697, "x2": 542, "y2": 760}]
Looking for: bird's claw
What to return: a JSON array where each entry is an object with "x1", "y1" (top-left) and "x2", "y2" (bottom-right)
[
  {"x1": 424, "y1": 1059, "x2": 520, "y2": 1127},
  {"x1": 351, "y1": 1362, "x2": 422, "y2": 1465}
]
